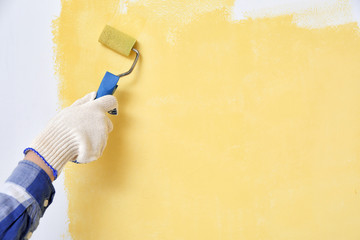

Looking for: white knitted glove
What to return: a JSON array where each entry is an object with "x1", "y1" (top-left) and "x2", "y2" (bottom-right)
[{"x1": 24, "y1": 92, "x2": 118, "y2": 179}]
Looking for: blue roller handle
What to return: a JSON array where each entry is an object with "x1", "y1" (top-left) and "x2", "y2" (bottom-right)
[
  {"x1": 96, "y1": 71, "x2": 120, "y2": 98},
  {"x1": 96, "y1": 71, "x2": 120, "y2": 115}
]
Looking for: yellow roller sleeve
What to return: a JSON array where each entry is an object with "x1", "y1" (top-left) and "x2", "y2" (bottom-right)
[{"x1": 98, "y1": 25, "x2": 136, "y2": 56}]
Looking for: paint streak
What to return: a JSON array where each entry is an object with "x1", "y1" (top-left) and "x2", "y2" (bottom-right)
[{"x1": 54, "y1": 0, "x2": 360, "y2": 239}]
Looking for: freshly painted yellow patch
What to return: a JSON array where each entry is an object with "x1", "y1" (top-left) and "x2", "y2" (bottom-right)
[{"x1": 54, "y1": 0, "x2": 360, "y2": 239}]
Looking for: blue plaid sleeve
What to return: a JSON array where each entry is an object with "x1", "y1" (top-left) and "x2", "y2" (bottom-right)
[{"x1": 0, "y1": 160, "x2": 55, "y2": 240}]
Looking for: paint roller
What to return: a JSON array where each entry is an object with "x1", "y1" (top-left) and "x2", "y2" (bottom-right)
[{"x1": 96, "y1": 25, "x2": 140, "y2": 114}]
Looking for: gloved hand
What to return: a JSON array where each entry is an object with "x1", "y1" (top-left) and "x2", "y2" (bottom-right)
[{"x1": 24, "y1": 92, "x2": 118, "y2": 179}]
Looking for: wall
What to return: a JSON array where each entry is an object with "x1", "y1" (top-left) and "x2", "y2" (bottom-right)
[{"x1": 2, "y1": 0, "x2": 360, "y2": 239}]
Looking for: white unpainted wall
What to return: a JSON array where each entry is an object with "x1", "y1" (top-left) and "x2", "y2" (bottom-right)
[
  {"x1": 232, "y1": 0, "x2": 360, "y2": 28},
  {"x1": 0, "y1": 1, "x2": 68, "y2": 239}
]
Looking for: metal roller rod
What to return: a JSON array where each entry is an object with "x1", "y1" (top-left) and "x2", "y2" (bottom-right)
[{"x1": 117, "y1": 48, "x2": 140, "y2": 78}]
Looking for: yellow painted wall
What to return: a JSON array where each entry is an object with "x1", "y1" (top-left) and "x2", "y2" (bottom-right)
[{"x1": 54, "y1": 0, "x2": 360, "y2": 239}]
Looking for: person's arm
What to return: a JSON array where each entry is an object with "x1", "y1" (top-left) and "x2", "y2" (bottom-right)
[
  {"x1": 0, "y1": 92, "x2": 117, "y2": 240},
  {"x1": 25, "y1": 150, "x2": 55, "y2": 182},
  {"x1": 0, "y1": 160, "x2": 55, "y2": 240}
]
